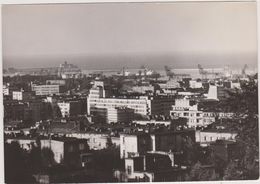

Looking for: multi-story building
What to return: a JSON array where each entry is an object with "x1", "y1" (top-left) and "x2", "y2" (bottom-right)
[
  {"x1": 57, "y1": 101, "x2": 82, "y2": 118},
  {"x1": 40, "y1": 137, "x2": 89, "y2": 167},
  {"x1": 88, "y1": 81, "x2": 176, "y2": 117},
  {"x1": 66, "y1": 132, "x2": 120, "y2": 150},
  {"x1": 120, "y1": 130, "x2": 195, "y2": 159},
  {"x1": 31, "y1": 84, "x2": 64, "y2": 96},
  {"x1": 189, "y1": 80, "x2": 203, "y2": 89},
  {"x1": 157, "y1": 79, "x2": 180, "y2": 89},
  {"x1": 170, "y1": 98, "x2": 215, "y2": 128},
  {"x1": 3, "y1": 84, "x2": 10, "y2": 96},
  {"x1": 133, "y1": 120, "x2": 171, "y2": 127},
  {"x1": 150, "y1": 96, "x2": 175, "y2": 116},
  {"x1": 207, "y1": 85, "x2": 230, "y2": 100},
  {"x1": 58, "y1": 61, "x2": 82, "y2": 79},
  {"x1": 115, "y1": 152, "x2": 186, "y2": 182},
  {"x1": 12, "y1": 90, "x2": 35, "y2": 101},
  {"x1": 196, "y1": 129, "x2": 237, "y2": 146}
]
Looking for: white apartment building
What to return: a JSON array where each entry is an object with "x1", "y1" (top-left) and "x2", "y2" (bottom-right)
[
  {"x1": 31, "y1": 84, "x2": 61, "y2": 96},
  {"x1": 87, "y1": 81, "x2": 151, "y2": 116},
  {"x1": 196, "y1": 130, "x2": 237, "y2": 146},
  {"x1": 189, "y1": 80, "x2": 203, "y2": 89},
  {"x1": 57, "y1": 101, "x2": 82, "y2": 118},
  {"x1": 88, "y1": 96, "x2": 151, "y2": 116},
  {"x1": 12, "y1": 91, "x2": 23, "y2": 100},
  {"x1": 12, "y1": 90, "x2": 34, "y2": 101},
  {"x1": 3, "y1": 84, "x2": 9, "y2": 96},
  {"x1": 170, "y1": 98, "x2": 215, "y2": 128}
]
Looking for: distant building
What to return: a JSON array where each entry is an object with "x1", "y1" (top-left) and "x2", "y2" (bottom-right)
[
  {"x1": 196, "y1": 129, "x2": 237, "y2": 147},
  {"x1": 66, "y1": 132, "x2": 120, "y2": 150},
  {"x1": 46, "y1": 80, "x2": 66, "y2": 86},
  {"x1": 107, "y1": 107, "x2": 134, "y2": 124},
  {"x1": 57, "y1": 101, "x2": 82, "y2": 118},
  {"x1": 5, "y1": 137, "x2": 37, "y2": 151},
  {"x1": 12, "y1": 90, "x2": 35, "y2": 101},
  {"x1": 133, "y1": 120, "x2": 171, "y2": 127},
  {"x1": 3, "y1": 84, "x2": 10, "y2": 96},
  {"x1": 207, "y1": 85, "x2": 230, "y2": 100},
  {"x1": 31, "y1": 84, "x2": 64, "y2": 96},
  {"x1": 150, "y1": 96, "x2": 175, "y2": 116},
  {"x1": 158, "y1": 79, "x2": 180, "y2": 89},
  {"x1": 88, "y1": 95, "x2": 151, "y2": 116},
  {"x1": 189, "y1": 80, "x2": 203, "y2": 89},
  {"x1": 170, "y1": 98, "x2": 215, "y2": 128},
  {"x1": 120, "y1": 130, "x2": 195, "y2": 159},
  {"x1": 58, "y1": 61, "x2": 82, "y2": 79},
  {"x1": 115, "y1": 152, "x2": 186, "y2": 182}
]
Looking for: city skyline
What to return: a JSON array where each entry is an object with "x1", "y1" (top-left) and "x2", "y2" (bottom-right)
[{"x1": 2, "y1": 2, "x2": 257, "y2": 69}]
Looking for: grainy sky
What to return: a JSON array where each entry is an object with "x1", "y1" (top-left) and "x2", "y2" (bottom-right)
[{"x1": 2, "y1": 2, "x2": 258, "y2": 69}]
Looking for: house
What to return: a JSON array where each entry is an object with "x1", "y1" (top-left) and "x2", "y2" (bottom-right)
[
  {"x1": 40, "y1": 137, "x2": 89, "y2": 167},
  {"x1": 120, "y1": 130, "x2": 195, "y2": 159},
  {"x1": 196, "y1": 129, "x2": 237, "y2": 147},
  {"x1": 114, "y1": 152, "x2": 187, "y2": 182}
]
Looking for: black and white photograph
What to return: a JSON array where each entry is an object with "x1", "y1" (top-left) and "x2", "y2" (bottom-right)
[{"x1": 1, "y1": 0, "x2": 259, "y2": 183}]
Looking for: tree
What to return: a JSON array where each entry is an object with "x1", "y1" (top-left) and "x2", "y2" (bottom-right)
[
  {"x1": 4, "y1": 142, "x2": 36, "y2": 183},
  {"x1": 222, "y1": 79, "x2": 259, "y2": 180},
  {"x1": 186, "y1": 161, "x2": 217, "y2": 181},
  {"x1": 41, "y1": 147, "x2": 55, "y2": 168}
]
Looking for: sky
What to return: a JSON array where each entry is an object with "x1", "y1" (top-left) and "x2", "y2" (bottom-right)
[{"x1": 2, "y1": 2, "x2": 258, "y2": 70}]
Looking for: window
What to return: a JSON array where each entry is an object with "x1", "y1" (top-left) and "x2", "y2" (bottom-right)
[
  {"x1": 127, "y1": 165, "x2": 132, "y2": 175},
  {"x1": 79, "y1": 143, "x2": 85, "y2": 150}
]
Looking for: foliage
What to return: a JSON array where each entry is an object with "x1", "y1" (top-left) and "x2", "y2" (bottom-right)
[
  {"x1": 222, "y1": 79, "x2": 259, "y2": 180},
  {"x1": 186, "y1": 161, "x2": 217, "y2": 181},
  {"x1": 4, "y1": 142, "x2": 36, "y2": 183}
]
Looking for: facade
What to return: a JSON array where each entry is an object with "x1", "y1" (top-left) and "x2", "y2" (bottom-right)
[
  {"x1": 107, "y1": 107, "x2": 134, "y2": 123},
  {"x1": 189, "y1": 80, "x2": 203, "y2": 89},
  {"x1": 3, "y1": 84, "x2": 10, "y2": 96},
  {"x1": 158, "y1": 79, "x2": 180, "y2": 89},
  {"x1": 88, "y1": 95, "x2": 151, "y2": 116},
  {"x1": 170, "y1": 98, "x2": 215, "y2": 128},
  {"x1": 6, "y1": 137, "x2": 37, "y2": 151},
  {"x1": 133, "y1": 120, "x2": 171, "y2": 126},
  {"x1": 117, "y1": 152, "x2": 183, "y2": 182},
  {"x1": 120, "y1": 130, "x2": 195, "y2": 159},
  {"x1": 40, "y1": 138, "x2": 89, "y2": 166},
  {"x1": 31, "y1": 84, "x2": 63, "y2": 96},
  {"x1": 66, "y1": 132, "x2": 120, "y2": 150},
  {"x1": 12, "y1": 90, "x2": 35, "y2": 101},
  {"x1": 58, "y1": 61, "x2": 82, "y2": 79},
  {"x1": 196, "y1": 130, "x2": 237, "y2": 146},
  {"x1": 57, "y1": 101, "x2": 82, "y2": 118},
  {"x1": 150, "y1": 96, "x2": 175, "y2": 116},
  {"x1": 120, "y1": 133, "x2": 151, "y2": 158},
  {"x1": 207, "y1": 85, "x2": 230, "y2": 100}
]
